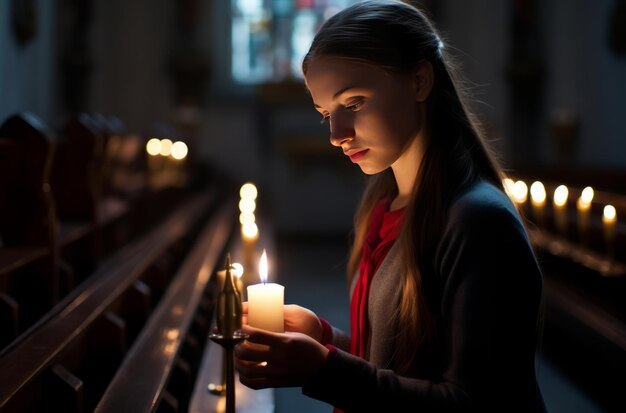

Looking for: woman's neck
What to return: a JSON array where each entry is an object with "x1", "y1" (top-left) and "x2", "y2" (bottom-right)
[{"x1": 390, "y1": 133, "x2": 426, "y2": 211}]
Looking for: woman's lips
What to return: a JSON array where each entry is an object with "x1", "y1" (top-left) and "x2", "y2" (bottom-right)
[{"x1": 347, "y1": 149, "x2": 369, "y2": 163}]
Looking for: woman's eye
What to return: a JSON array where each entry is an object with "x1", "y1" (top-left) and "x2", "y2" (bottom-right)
[
  {"x1": 320, "y1": 114, "x2": 330, "y2": 124},
  {"x1": 346, "y1": 100, "x2": 364, "y2": 112}
]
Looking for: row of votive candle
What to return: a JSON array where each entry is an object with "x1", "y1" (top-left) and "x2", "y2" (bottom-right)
[
  {"x1": 237, "y1": 182, "x2": 285, "y2": 332},
  {"x1": 240, "y1": 182, "x2": 259, "y2": 284},
  {"x1": 503, "y1": 179, "x2": 618, "y2": 251}
]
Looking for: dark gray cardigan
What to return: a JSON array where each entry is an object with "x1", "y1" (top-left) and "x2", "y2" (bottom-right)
[{"x1": 303, "y1": 180, "x2": 547, "y2": 412}]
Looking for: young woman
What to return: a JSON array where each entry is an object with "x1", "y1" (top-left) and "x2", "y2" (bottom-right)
[{"x1": 235, "y1": 1, "x2": 546, "y2": 411}]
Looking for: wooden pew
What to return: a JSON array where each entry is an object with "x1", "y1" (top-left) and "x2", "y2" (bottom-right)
[
  {"x1": 50, "y1": 113, "x2": 190, "y2": 296},
  {"x1": 0, "y1": 113, "x2": 58, "y2": 348},
  {"x1": 0, "y1": 111, "x2": 204, "y2": 351},
  {"x1": 0, "y1": 186, "x2": 237, "y2": 412},
  {"x1": 95, "y1": 196, "x2": 237, "y2": 413},
  {"x1": 50, "y1": 112, "x2": 107, "y2": 283}
]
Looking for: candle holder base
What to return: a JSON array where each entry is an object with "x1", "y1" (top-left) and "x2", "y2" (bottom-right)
[
  {"x1": 208, "y1": 332, "x2": 249, "y2": 413},
  {"x1": 209, "y1": 332, "x2": 249, "y2": 346}
]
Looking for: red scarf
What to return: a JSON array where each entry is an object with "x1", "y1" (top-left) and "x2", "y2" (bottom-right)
[
  {"x1": 350, "y1": 200, "x2": 405, "y2": 358},
  {"x1": 332, "y1": 200, "x2": 404, "y2": 413}
]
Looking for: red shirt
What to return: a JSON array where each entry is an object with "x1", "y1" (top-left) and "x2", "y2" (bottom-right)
[{"x1": 350, "y1": 199, "x2": 405, "y2": 358}]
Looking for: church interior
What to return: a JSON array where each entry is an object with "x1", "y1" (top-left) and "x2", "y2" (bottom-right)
[{"x1": 1, "y1": 1, "x2": 625, "y2": 412}]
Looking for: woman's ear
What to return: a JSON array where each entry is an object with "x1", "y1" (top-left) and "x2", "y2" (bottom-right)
[{"x1": 413, "y1": 60, "x2": 434, "y2": 102}]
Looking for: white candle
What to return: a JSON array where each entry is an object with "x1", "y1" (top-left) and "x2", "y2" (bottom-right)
[
  {"x1": 530, "y1": 181, "x2": 546, "y2": 225},
  {"x1": 553, "y1": 184, "x2": 568, "y2": 234},
  {"x1": 247, "y1": 249, "x2": 284, "y2": 332},
  {"x1": 241, "y1": 222, "x2": 258, "y2": 287},
  {"x1": 603, "y1": 205, "x2": 617, "y2": 260},
  {"x1": 576, "y1": 186, "x2": 594, "y2": 245}
]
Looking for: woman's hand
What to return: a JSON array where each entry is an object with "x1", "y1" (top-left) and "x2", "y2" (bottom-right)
[
  {"x1": 235, "y1": 324, "x2": 330, "y2": 389},
  {"x1": 242, "y1": 303, "x2": 324, "y2": 342}
]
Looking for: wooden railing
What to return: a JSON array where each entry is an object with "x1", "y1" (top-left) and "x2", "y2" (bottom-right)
[{"x1": 0, "y1": 112, "x2": 240, "y2": 412}]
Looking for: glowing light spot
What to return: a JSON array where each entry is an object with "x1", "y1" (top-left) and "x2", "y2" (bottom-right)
[
  {"x1": 159, "y1": 139, "x2": 173, "y2": 156},
  {"x1": 240, "y1": 182, "x2": 258, "y2": 200},
  {"x1": 146, "y1": 138, "x2": 161, "y2": 156},
  {"x1": 603, "y1": 205, "x2": 616, "y2": 221},
  {"x1": 239, "y1": 198, "x2": 256, "y2": 214},
  {"x1": 553, "y1": 185, "x2": 569, "y2": 207},
  {"x1": 171, "y1": 141, "x2": 188, "y2": 160},
  {"x1": 512, "y1": 180, "x2": 528, "y2": 204},
  {"x1": 231, "y1": 262, "x2": 244, "y2": 278},
  {"x1": 239, "y1": 212, "x2": 256, "y2": 225},
  {"x1": 530, "y1": 181, "x2": 546, "y2": 204},
  {"x1": 581, "y1": 186, "x2": 594, "y2": 205},
  {"x1": 242, "y1": 222, "x2": 259, "y2": 239}
]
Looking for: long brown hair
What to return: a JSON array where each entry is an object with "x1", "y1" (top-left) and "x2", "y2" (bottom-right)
[{"x1": 303, "y1": 0, "x2": 506, "y2": 372}]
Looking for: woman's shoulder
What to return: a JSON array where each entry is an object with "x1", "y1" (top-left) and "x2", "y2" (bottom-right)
[{"x1": 446, "y1": 179, "x2": 523, "y2": 234}]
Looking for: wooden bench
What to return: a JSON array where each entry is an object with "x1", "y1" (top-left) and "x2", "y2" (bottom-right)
[
  {"x1": 0, "y1": 113, "x2": 58, "y2": 348},
  {"x1": 0, "y1": 113, "x2": 193, "y2": 352},
  {"x1": 0, "y1": 187, "x2": 237, "y2": 412},
  {"x1": 95, "y1": 196, "x2": 237, "y2": 413}
]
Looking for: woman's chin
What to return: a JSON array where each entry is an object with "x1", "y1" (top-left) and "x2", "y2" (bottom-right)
[{"x1": 357, "y1": 163, "x2": 385, "y2": 176}]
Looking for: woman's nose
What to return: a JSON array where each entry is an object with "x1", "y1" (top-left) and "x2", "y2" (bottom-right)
[{"x1": 329, "y1": 116, "x2": 355, "y2": 147}]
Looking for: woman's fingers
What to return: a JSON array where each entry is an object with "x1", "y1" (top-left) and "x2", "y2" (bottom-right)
[
  {"x1": 236, "y1": 359, "x2": 290, "y2": 384},
  {"x1": 239, "y1": 325, "x2": 283, "y2": 347},
  {"x1": 238, "y1": 376, "x2": 267, "y2": 390},
  {"x1": 235, "y1": 341, "x2": 270, "y2": 362}
]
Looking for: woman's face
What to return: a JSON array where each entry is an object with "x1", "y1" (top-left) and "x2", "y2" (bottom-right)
[{"x1": 305, "y1": 57, "x2": 424, "y2": 175}]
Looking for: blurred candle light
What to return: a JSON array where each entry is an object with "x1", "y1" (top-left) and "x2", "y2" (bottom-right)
[
  {"x1": 239, "y1": 198, "x2": 256, "y2": 214},
  {"x1": 239, "y1": 182, "x2": 259, "y2": 287},
  {"x1": 217, "y1": 262, "x2": 244, "y2": 295},
  {"x1": 170, "y1": 141, "x2": 188, "y2": 160},
  {"x1": 503, "y1": 178, "x2": 515, "y2": 199},
  {"x1": 146, "y1": 138, "x2": 161, "y2": 156},
  {"x1": 241, "y1": 222, "x2": 258, "y2": 240},
  {"x1": 530, "y1": 181, "x2": 546, "y2": 225},
  {"x1": 241, "y1": 221, "x2": 258, "y2": 285},
  {"x1": 159, "y1": 138, "x2": 173, "y2": 156},
  {"x1": 553, "y1": 185, "x2": 569, "y2": 234},
  {"x1": 512, "y1": 180, "x2": 528, "y2": 204},
  {"x1": 240, "y1": 182, "x2": 258, "y2": 200},
  {"x1": 239, "y1": 212, "x2": 256, "y2": 226},
  {"x1": 576, "y1": 186, "x2": 594, "y2": 245},
  {"x1": 603, "y1": 205, "x2": 617, "y2": 260}
]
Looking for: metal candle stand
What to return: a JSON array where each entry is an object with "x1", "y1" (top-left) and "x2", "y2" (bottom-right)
[{"x1": 208, "y1": 254, "x2": 247, "y2": 413}]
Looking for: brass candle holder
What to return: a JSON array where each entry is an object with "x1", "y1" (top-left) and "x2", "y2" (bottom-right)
[
  {"x1": 208, "y1": 261, "x2": 244, "y2": 396},
  {"x1": 208, "y1": 254, "x2": 247, "y2": 413}
]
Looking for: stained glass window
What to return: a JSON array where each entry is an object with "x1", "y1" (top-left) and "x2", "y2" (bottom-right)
[{"x1": 231, "y1": 0, "x2": 361, "y2": 84}]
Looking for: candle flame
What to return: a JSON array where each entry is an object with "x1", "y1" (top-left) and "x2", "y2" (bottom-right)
[
  {"x1": 530, "y1": 181, "x2": 546, "y2": 203},
  {"x1": 553, "y1": 185, "x2": 568, "y2": 207},
  {"x1": 259, "y1": 249, "x2": 268, "y2": 284},
  {"x1": 503, "y1": 178, "x2": 515, "y2": 197},
  {"x1": 512, "y1": 180, "x2": 528, "y2": 204},
  {"x1": 239, "y1": 198, "x2": 256, "y2": 214},
  {"x1": 603, "y1": 205, "x2": 616, "y2": 222},
  {"x1": 146, "y1": 138, "x2": 161, "y2": 156},
  {"x1": 240, "y1": 182, "x2": 258, "y2": 200},
  {"x1": 242, "y1": 222, "x2": 259, "y2": 240},
  {"x1": 159, "y1": 138, "x2": 173, "y2": 156},
  {"x1": 171, "y1": 141, "x2": 188, "y2": 160},
  {"x1": 581, "y1": 186, "x2": 594, "y2": 205}
]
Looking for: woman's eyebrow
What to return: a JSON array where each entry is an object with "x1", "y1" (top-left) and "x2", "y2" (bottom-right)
[{"x1": 313, "y1": 85, "x2": 357, "y2": 108}]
